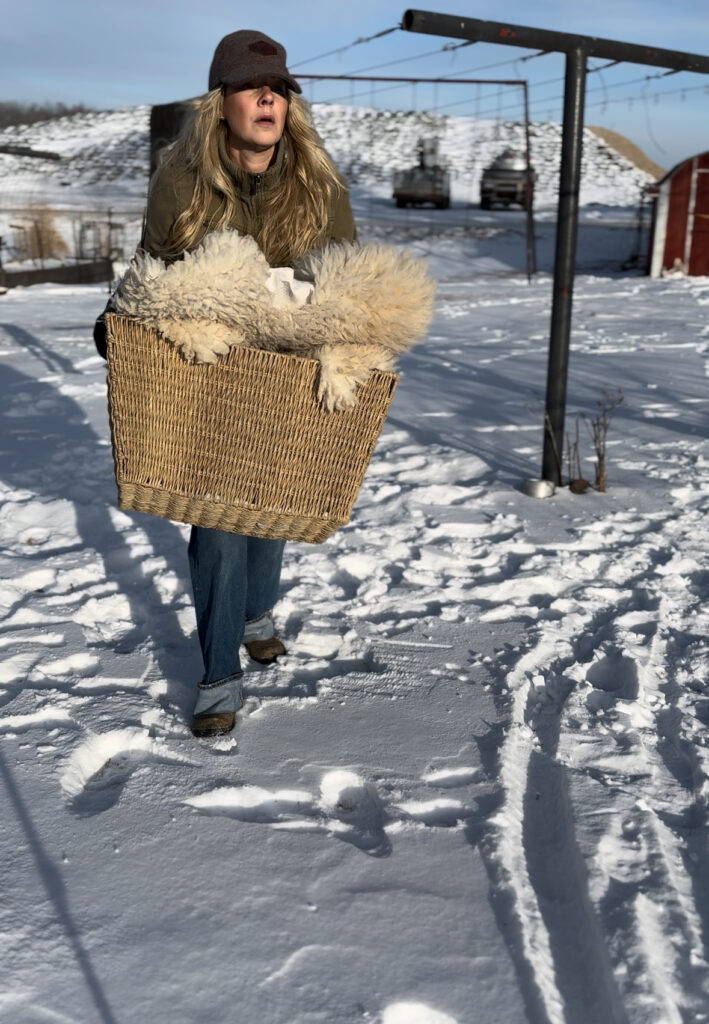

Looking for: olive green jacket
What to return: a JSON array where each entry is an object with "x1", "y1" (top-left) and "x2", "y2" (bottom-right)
[
  {"x1": 139, "y1": 139, "x2": 357, "y2": 263},
  {"x1": 94, "y1": 142, "x2": 356, "y2": 359}
]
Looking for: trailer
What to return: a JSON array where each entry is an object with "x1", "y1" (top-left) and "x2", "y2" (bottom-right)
[
  {"x1": 480, "y1": 148, "x2": 535, "y2": 210},
  {"x1": 392, "y1": 138, "x2": 450, "y2": 209}
]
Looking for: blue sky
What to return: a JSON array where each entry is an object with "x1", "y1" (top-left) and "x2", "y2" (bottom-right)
[{"x1": 2, "y1": 0, "x2": 708, "y2": 169}]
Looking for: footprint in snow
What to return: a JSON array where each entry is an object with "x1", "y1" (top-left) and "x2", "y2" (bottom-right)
[
  {"x1": 185, "y1": 785, "x2": 319, "y2": 825},
  {"x1": 184, "y1": 768, "x2": 480, "y2": 852},
  {"x1": 393, "y1": 797, "x2": 473, "y2": 828},
  {"x1": 61, "y1": 728, "x2": 193, "y2": 816},
  {"x1": 421, "y1": 766, "x2": 480, "y2": 788},
  {"x1": 382, "y1": 1003, "x2": 459, "y2": 1024},
  {"x1": 319, "y1": 769, "x2": 392, "y2": 857},
  {"x1": 185, "y1": 770, "x2": 392, "y2": 857},
  {"x1": 0, "y1": 706, "x2": 75, "y2": 734},
  {"x1": 586, "y1": 648, "x2": 640, "y2": 710}
]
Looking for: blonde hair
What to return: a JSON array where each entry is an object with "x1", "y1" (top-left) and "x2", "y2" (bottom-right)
[{"x1": 154, "y1": 88, "x2": 346, "y2": 265}]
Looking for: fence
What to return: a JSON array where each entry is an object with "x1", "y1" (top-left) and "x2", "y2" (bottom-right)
[
  {"x1": 0, "y1": 258, "x2": 112, "y2": 289},
  {"x1": 0, "y1": 205, "x2": 141, "y2": 287}
]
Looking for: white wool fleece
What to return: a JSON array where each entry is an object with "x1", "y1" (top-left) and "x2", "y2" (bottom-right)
[{"x1": 114, "y1": 229, "x2": 436, "y2": 411}]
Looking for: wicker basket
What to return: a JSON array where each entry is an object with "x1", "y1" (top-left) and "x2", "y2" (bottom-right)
[{"x1": 105, "y1": 315, "x2": 399, "y2": 543}]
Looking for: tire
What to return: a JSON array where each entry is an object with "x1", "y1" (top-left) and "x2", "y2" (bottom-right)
[
  {"x1": 480, "y1": 198, "x2": 491, "y2": 210},
  {"x1": 396, "y1": 198, "x2": 406, "y2": 208}
]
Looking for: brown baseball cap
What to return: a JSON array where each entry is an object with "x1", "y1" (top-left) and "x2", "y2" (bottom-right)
[{"x1": 208, "y1": 30, "x2": 302, "y2": 94}]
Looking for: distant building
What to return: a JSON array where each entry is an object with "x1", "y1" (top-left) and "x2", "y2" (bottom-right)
[
  {"x1": 149, "y1": 99, "x2": 199, "y2": 176},
  {"x1": 648, "y1": 152, "x2": 709, "y2": 277}
]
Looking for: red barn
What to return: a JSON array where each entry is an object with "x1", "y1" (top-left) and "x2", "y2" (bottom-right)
[{"x1": 648, "y1": 152, "x2": 709, "y2": 277}]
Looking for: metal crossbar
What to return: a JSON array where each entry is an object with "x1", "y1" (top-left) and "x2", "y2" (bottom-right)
[
  {"x1": 299, "y1": 72, "x2": 537, "y2": 281},
  {"x1": 402, "y1": 10, "x2": 709, "y2": 484}
]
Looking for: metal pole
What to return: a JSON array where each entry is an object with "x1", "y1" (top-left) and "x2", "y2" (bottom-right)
[
  {"x1": 401, "y1": 10, "x2": 709, "y2": 73},
  {"x1": 401, "y1": 10, "x2": 709, "y2": 485},
  {"x1": 522, "y1": 82, "x2": 537, "y2": 282},
  {"x1": 542, "y1": 47, "x2": 587, "y2": 483}
]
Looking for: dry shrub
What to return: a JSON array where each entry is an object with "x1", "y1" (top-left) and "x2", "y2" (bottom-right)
[
  {"x1": 585, "y1": 387, "x2": 624, "y2": 493},
  {"x1": 566, "y1": 418, "x2": 591, "y2": 493},
  {"x1": 13, "y1": 205, "x2": 68, "y2": 262},
  {"x1": 529, "y1": 388, "x2": 624, "y2": 493}
]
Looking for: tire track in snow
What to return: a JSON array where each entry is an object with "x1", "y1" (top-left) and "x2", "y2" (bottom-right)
[
  {"x1": 486, "y1": 500, "x2": 709, "y2": 1023},
  {"x1": 478, "y1": 554, "x2": 645, "y2": 1020}
]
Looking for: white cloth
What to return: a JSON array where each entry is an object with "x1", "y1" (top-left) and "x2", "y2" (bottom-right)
[{"x1": 264, "y1": 266, "x2": 314, "y2": 309}]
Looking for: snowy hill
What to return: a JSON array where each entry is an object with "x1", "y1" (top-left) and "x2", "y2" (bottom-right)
[
  {"x1": 0, "y1": 106, "x2": 151, "y2": 210},
  {"x1": 0, "y1": 101, "x2": 655, "y2": 214},
  {"x1": 310, "y1": 104, "x2": 655, "y2": 207}
]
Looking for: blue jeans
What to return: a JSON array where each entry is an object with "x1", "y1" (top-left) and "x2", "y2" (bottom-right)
[{"x1": 187, "y1": 526, "x2": 286, "y2": 716}]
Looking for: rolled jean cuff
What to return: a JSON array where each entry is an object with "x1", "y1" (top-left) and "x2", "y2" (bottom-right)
[
  {"x1": 193, "y1": 672, "x2": 243, "y2": 717},
  {"x1": 243, "y1": 610, "x2": 275, "y2": 643}
]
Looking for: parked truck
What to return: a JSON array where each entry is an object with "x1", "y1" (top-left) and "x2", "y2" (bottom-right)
[
  {"x1": 393, "y1": 138, "x2": 450, "y2": 209},
  {"x1": 480, "y1": 148, "x2": 535, "y2": 210}
]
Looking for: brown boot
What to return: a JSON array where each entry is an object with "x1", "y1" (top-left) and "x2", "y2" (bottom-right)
[
  {"x1": 191, "y1": 711, "x2": 236, "y2": 738},
  {"x1": 245, "y1": 637, "x2": 287, "y2": 665}
]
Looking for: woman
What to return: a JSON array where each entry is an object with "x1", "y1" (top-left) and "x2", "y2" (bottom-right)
[{"x1": 140, "y1": 30, "x2": 357, "y2": 738}]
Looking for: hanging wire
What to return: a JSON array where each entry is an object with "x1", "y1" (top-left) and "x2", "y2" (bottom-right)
[
  {"x1": 588, "y1": 59, "x2": 610, "y2": 113},
  {"x1": 444, "y1": 40, "x2": 474, "y2": 53},
  {"x1": 349, "y1": 76, "x2": 356, "y2": 181},
  {"x1": 437, "y1": 68, "x2": 703, "y2": 120},
  {"x1": 312, "y1": 51, "x2": 547, "y2": 105},
  {"x1": 343, "y1": 39, "x2": 474, "y2": 78},
  {"x1": 588, "y1": 59, "x2": 621, "y2": 73},
  {"x1": 299, "y1": 74, "x2": 530, "y2": 123},
  {"x1": 313, "y1": 78, "x2": 419, "y2": 106},
  {"x1": 430, "y1": 83, "x2": 441, "y2": 237},
  {"x1": 446, "y1": 39, "x2": 473, "y2": 70},
  {"x1": 437, "y1": 49, "x2": 550, "y2": 81},
  {"x1": 408, "y1": 80, "x2": 417, "y2": 224},
  {"x1": 581, "y1": 80, "x2": 707, "y2": 112},
  {"x1": 434, "y1": 73, "x2": 561, "y2": 115},
  {"x1": 291, "y1": 26, "x2": 399, "y2": 69},
  {"x1": 368, "y1": 79, "x2": 376, "y2": 229},
  {"x1": 299, "y1": 46, "x2": 695, "y2": 124},
  {"x1": 640, "y1": 82, "x2": 668, "y2": 154}
]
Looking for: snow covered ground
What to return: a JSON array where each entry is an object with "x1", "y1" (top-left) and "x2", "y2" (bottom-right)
[
  {"x1": 1, "y1": 107, "x2": 708, "y2": 1024},
  {"x1": 2, "y1": 219, "x2": 709, "y2": 1023}
]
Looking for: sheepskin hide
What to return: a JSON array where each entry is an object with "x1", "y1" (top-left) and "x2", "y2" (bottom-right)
[{"x1": 114, "y1": 230, "x2": 436, "y2": 411}]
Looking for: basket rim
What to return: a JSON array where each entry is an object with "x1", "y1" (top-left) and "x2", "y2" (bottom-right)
[{"x1": 105, "y1": 312, "x2": 403, "y2": 377}]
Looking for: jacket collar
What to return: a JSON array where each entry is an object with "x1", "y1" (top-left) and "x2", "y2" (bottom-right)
[{"x1": 218, "y1": 133, "x2": 287, "y2": 196}]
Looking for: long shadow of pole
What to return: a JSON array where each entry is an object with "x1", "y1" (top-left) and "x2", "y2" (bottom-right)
[{"x1": 0, "y1": 745, "x2": 120, "y2": 1024}]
